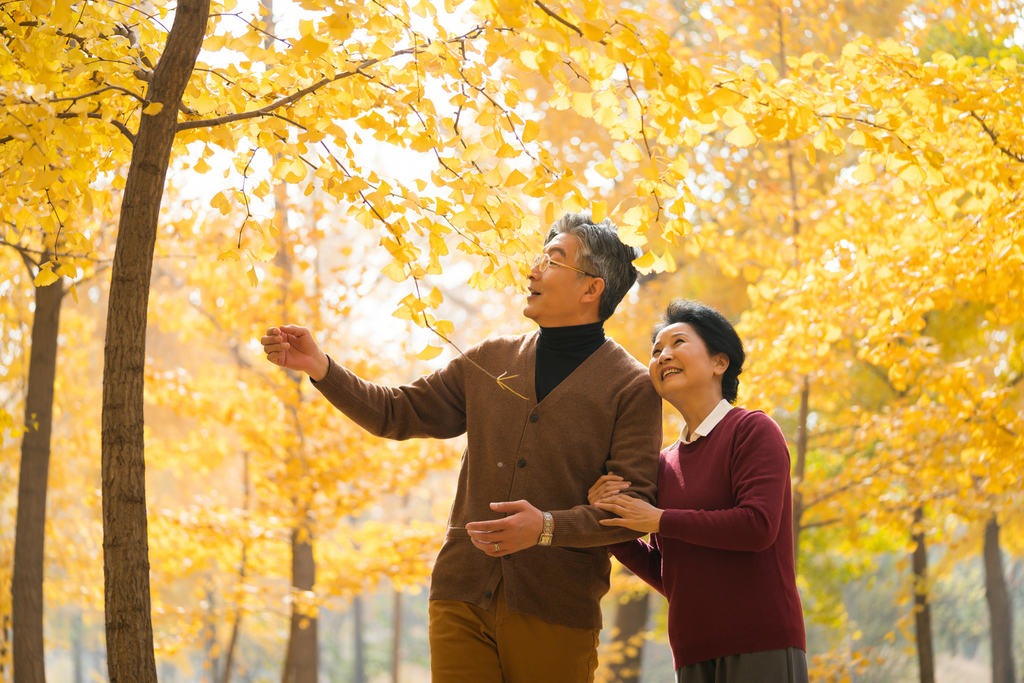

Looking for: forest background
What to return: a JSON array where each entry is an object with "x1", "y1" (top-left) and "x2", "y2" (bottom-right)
[{"x1": 1, "y1": 0, "x2": 1023, "y2": 681}]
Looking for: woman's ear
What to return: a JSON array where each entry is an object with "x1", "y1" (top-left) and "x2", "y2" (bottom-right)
[{"x1": 712, "y1": 353, "x2": 730, "y2": 377}]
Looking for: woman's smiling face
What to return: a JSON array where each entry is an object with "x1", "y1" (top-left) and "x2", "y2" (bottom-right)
[{"x1": 648, "y1": 322, "x2": 727, "y2": 399}]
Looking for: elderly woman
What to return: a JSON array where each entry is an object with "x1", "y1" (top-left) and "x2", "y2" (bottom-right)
[{"x1": 589, "y1": 300, "x2": 807, "y2": 683}]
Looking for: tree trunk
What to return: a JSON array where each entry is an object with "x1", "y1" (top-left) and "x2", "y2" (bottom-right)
[
  {"x1": 72, "y1": 609, "x2": 83, "y2": 683},
  {"x1": 220, "y1": 452, "x2": 251, "y2": 683},
  {"x1": 280, "y1": 522, "x2": 317, "y2": 683},
  {"x1": 100, "y1": 2, "x2": 209, "y2": 682},
  {"x1": 12, "y1": 272, "x2": 63, "y2": 683},
  {"x1": 391, "y1": 590, "x2": 402, "y2": 683},
  {"x1": 205, "y1": 585, "x2": 220, "y2": 683},
  {"x1": 792, "y1": 375, "x2": 809, "y2": 567},
  {"x1": 912, "y1": 507, "x2": 935, "y2": 683},
  {"x1": 607, "y1": 590, "x2": 650, "y2": 683},
  {"x1": 984, "y1": 516, "x2": 1016, "y2": 683},
  {"x1": 353, "y1": 595, "x2": 366, "y2": 683}
]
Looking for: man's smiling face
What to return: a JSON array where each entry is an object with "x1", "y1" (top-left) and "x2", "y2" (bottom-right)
[{"x1": 523, "y1": 233, "x2": 593, "y2": 328}]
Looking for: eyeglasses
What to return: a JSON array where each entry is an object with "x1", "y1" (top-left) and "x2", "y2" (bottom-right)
[{"x1": 532, "y1": 253, "x2": 599, "y2": 279}]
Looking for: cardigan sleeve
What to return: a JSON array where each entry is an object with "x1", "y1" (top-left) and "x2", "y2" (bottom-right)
[
  {"x1": 658, "y1": 412, "x2": 790, "y2": 552},
  {"x1": 608, "y1": 535, "x2": 665, "y2": 596},
  {"x1": 550, "y1": 379, "x2": 663, "y2": 547},
  {"x1": 310, "y1": 353, "x2": 469, "y2": 441}
]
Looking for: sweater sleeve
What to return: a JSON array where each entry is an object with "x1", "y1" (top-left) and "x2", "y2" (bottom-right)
[
  {"x1": 310, "y1": 354, "x2": 468, "y2": 441},
  {"x1": 608, "y1": 535, "x2": 665, "y2": 596},
  {"x1": 658, "y1": 412, "x2": 790, "y2": 552},
  {"x1": 550, "y1": 379, "x2": 663, "y2": 547}
]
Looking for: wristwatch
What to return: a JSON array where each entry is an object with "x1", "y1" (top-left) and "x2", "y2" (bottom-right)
[{"x1": 538, "y1": 511, "x2": 553, "y2": 546}]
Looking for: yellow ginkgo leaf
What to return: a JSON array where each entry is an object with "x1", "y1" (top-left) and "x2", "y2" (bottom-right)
[
  {"x1": 417, "y1": 344, "x2": 443, "y2": 361},
  {"x1": 725, "y1": 125, "x2": 757, "y2": 148},
  {"x1": 34, "y1": 268, "x2": 60, "y2": 287},
  {"x1": 142, "y1": 102, "x2": 164, "y2": 115}
]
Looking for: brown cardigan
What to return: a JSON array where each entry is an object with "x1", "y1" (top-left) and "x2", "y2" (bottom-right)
[{"x1": 313, "y1": 331, "x2": 662, "y2": 629}]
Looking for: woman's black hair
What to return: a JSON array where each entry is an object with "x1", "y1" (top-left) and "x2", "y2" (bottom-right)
[{"x1": 651, "y1": 299, "x2": 745, "y2": 403}]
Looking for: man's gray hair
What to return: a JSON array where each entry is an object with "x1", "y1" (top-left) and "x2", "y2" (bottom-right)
[{"x1": 545, "y1": 211, "x2": 640, "y2": 321}]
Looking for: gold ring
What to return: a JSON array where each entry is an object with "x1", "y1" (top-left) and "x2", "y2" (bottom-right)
[{"x1": 494, "y1": 543, "x2": 501, "y2": 552}]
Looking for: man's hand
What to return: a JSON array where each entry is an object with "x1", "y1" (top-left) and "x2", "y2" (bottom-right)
[
  {"x1": 594, "y1": 494, "x2": 663, "y2": 534},
  {"x1": 588, "y1": 472, "x2": 630, "y2": 505},
  {"x1": 466, "y1": 500, "x2": 544, "y2": 557},
  {"x1": 261, "y1": 325, "x2": 330, "y2": 381}
]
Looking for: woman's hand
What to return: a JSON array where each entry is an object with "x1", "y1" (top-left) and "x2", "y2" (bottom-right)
[
  {"x1": 595, "y1": 494, "x2": 663, "y2": 534},
  {"x1": 588, "y1": 473, "x2": 630, "y2": 505}
]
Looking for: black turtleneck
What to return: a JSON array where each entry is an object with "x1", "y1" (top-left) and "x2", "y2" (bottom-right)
[{"x1": 535, "y1": 321, "x2": 606, "y2": 403}]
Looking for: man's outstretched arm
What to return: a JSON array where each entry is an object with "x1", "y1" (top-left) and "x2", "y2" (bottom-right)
[{"x1": 261, "y1": 325, "x2": 468, "y2": 441}]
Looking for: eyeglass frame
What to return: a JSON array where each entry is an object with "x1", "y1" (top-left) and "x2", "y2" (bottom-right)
[{"x1": 532, "y1": 253, "x2": 600, "y2": 279}]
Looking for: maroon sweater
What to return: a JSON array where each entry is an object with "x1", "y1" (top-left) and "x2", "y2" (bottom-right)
[{"x1": 609, "y1": 407, "x2": 805, "y2": 668}]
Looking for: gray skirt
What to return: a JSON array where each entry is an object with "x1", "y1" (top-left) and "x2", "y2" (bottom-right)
[{"x1": 675, "y1": 647, "x2": 808, "y2": 683}]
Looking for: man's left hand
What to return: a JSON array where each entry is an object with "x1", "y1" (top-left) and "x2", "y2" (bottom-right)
[{"x1": 466, "y1": 500, "x2": 544, "y2": 557}]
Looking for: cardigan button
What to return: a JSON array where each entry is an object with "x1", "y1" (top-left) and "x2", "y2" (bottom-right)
[
  {"x1": 529, "y1": 414, "x2": 539, "y2": 423},
  {"x1": 484, "y1": 590, "x2": 493, "y2": 599},
  {"x1": 518, "y1": 459, "x2": 527, "y2": 468}
]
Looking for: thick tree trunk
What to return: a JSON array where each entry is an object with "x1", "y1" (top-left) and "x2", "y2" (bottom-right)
[
  {"x1": 984, "y1": 516, "x2": 1016, "y2": 683},
  {"x1": 912, "y1": 507, "x2": 935, "y2": 683},
  {"x1": 100, "y1": 2, "x2": 209, "y2": 682},
  {"x1": 607, "y1": 590, "x2": 650, "y2": 683},
  {"x1": 12, "y1": 273, "x2": 63, "y2": 683},
  {"x1": 281, "y1": 522, "x2": 317, "y2": 683},
  {"x1": 792, "y1": 375, "x2": 809, "y2": 567}
]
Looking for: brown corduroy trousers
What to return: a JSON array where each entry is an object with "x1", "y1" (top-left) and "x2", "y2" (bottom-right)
[{"x1": 429, "y1": 580, "x2": 600, "y2": 683}]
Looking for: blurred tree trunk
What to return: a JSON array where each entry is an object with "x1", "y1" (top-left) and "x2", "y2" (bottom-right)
[
  {"x1": 912, "y1": 507, "x2": 935, "y2": 683},
  {"x1": 205, "y1": 585, "x2": 221, "y2": 683},
  {"x1": 281, "y1": 520, "x2": 317, "y2": 683},
  {"x1": 12, "y1": 261, "x2": 63, "y2": 683},
  {"x1": 72, "y1": 609, "x2": 83, "y2": 683},
  {"x1": 607, "y1": 590, "x2": 650, "y2": 683},
  {"x1": 391, "y1": 590, "x2": 402, "y2": 683},
  {"x1": 100, "y1": 2, "x2": 209, "y2": 682},
  {"x1": 353, "y1": 595, "x2": 366, "y2": 683},
  {"x1": 220, "y1": 451, "x2": 251, "y2": 683},
  {"x1": 983, "y1": 516, "x2": 1016, "y2": 683},
  {"x1": 791, "y1": 376, "x2": 809, "y2": 566}
]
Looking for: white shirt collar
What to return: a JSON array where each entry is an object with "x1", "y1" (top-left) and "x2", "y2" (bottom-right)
[{"x1": 678, "y1": 399, "x2": 734, "y2": 445}]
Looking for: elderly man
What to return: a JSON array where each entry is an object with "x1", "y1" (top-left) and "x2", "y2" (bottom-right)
[{"x1": 261, "y1": 211, "x2": 661, "y2": 683}]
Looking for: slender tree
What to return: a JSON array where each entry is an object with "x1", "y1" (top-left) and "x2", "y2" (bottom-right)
[
  {"x1": 100, "y1": 1, "x2": 210, "y2": 680},
  {"x1": 984, "y1": 516, "x2": 1017, "y2": 683},
  {"x1": 11, "y1": 251, "x2": 64, "y2": 683}
]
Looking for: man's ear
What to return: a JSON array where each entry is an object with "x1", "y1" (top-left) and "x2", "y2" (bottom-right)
[
  {"x1": 712, "y1": 353, "x2": 730, "y2": 377},
  {"x1": 580, "y1": 277, "x2": 605, "y2": 304}
]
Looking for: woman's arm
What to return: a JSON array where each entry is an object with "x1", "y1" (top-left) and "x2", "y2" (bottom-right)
[
  {"x1": 659, "y1": 412, "x2": 790, "y2": 552},
  {"x1": 597, "y1": 412, "x2": 790, "y2": 553},
  {"x1": 608, "y1": 536, "x2": 666, "y2": 596}
]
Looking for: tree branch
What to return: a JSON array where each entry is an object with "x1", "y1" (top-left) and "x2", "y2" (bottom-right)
[
  {"x1": 55, "y1": 111, "x2": 136, "y2": 144},
  {"x1": 969, "y1": 111, "x2": 1024, "y2": 163},
  {"x1": 176, "y1": 29, "x2": 484, "y2": 133}
]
